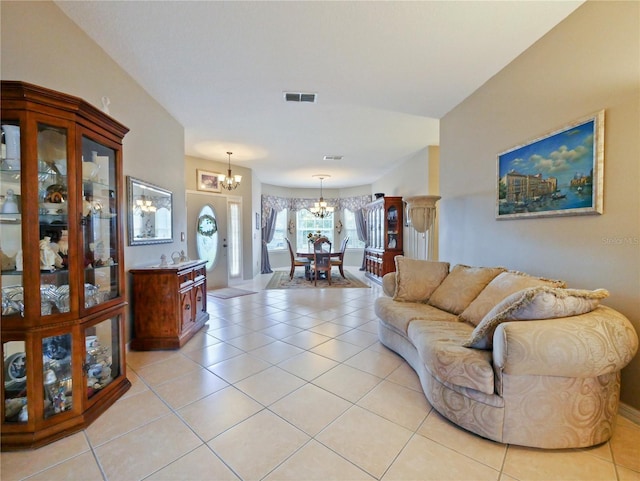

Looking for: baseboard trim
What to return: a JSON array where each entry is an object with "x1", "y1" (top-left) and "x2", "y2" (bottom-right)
[{"x1": 619, "y1": 402, "x2": 640, "y2": 425}]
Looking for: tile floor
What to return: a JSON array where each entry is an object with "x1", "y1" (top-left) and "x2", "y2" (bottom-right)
[{"x1": 2, "y1": 269, "x2": 639, "y2": 481}]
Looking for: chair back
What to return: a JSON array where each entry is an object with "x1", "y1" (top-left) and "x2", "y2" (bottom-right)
[
  {"x1": 313, "y1": 236, "x2": 332, "y2": 253},
  {"x1": 285, "y1": 237, "x2": 295, "y2": 262},
  {"x1": 339, "y1": 236, "x2": 349, "y2": 255},
  {"x1": 314, "y1": 251, "x2": 332, "y2": 268}
]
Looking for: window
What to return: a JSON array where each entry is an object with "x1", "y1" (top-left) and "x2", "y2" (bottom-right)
[
  {"x1": 266, "y1": 209, "x2": 287, "y2": 250},
  {"x1": 343, "y1": 209, "x2": 365, "y2": 248},
  {"x1": 296, "y1": 209, "x2": 333, "y2": 248},
  {"x1": 228, "y1": 201, "x2": 242, "y2": 278}
]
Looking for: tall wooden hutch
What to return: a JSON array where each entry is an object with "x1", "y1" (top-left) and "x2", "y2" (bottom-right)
[
  {"x1": 0, "y1": 81, "x2": 131, "y2": 450},
  {"x1": 364, "y1": 196, "x2": 404, "y2": 283}
]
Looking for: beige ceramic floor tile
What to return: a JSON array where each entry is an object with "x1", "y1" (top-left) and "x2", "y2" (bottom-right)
[
  {"x1": 209, "y1": 324, "x2": 253, "y2": 341},
  {"x1": 336, "y1": 328, "x2": 379, "y2": 347},
  {"x1": 611, "y1": 417, "x2": 640, "y2": 472},
  {"x1": 503, "y1": 445, "x2": 617, "y2": 480},
  {"x1": 226, "y1": 331, "x2": 277, "y2": 351},
  {"x1": 313, "y1": 363, "x2": 382, "y2": 402},
  {"x1": 311, "y1": 338, "x2": 364, "y2": 362},
  {"x1": 617, "y1": 464, "x2": 640, "y2": 481},
  {"x1": 183, "y1": 341, "x2": 244, "y2": 366},
  {"x1": 24, "y1": 451, "x2": 103, "y2": 481},
  {"x1": 382, "y1": 434, "x2": 500, "y2": 481},
  {"x1": 0, "y1": 432, "x2": 89, "y2": 481},
  {"x1": 146, "y1": 444, "x2": 240, "y2": 480},
  {"x1": 179, "y1": 329, "x2": 220, "y2": 353},
  {"x1": 153, "y1": 367, "x2": 228, "y2": 409},
  {"x1": 249, "y1": 339, "x2": 305, "y2": 364},
  {"x1": 282, "y1": 330, "x2": 332, "y2": 350},
  {"x1": 125, "y1": 349, "x2": 182, "y2": 370},
  {"x1": 270, "y1": 383, "x2": 352, "y2": 436},
  {"x1": 345, "y1": 346, "x2": 404, "y2": 378},
  {"x1": 178, "y1": 386, "x2": 263, "y2": 441},
  {"x1": 309, "y1": 321, "x2": 353, "y2": 337},
  {"x1": 95, "y1": 414, "x2": 202, "y2": 481},
  {"x1": 208, "y1": 410, "x2": 309, "y2": 481},
  {"x1": 135, "y1": 354, "x2": 202, "y2": 387},
  {"x1": 417, "y1": 411, "x2": 506, "y2": 470},
  {"x1": 358, "y1": 379, "x2": 430, "y2": 431},
  {"x1": 316, "y1": 405, "x2": 413, "y2": 479},
  {"x1": 119, "y1": 368, "x2": 149, "y2": 399},
  {"x1": 86, "y1": 389, "x2": 171, "y2": 447},
  {"x1": 278, "y1": 350, "x2": 339, "y2": 381},
  {"x1": 283, "y1": 315, "x2": 326, "y2": 329},
  {"x1": 265, "y1": 439, "x2": 376, "y2": 480},
  {"x1": 235, "y1": 365, "x2": 306, "y2": 405},
  {"x1": 207, "y1": 352, "x2": 271, "y2": 383},
  {"x1": 259, "y1": 322, "x2": 303, "y2": 339},
  {"x1": 386, "y1": 362, "x2": 423, "y2": 392}
]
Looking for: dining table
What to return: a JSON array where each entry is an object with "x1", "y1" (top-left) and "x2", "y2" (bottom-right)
[{"x1": 296, "y1": 247, "x2": 340, "y2": 280}]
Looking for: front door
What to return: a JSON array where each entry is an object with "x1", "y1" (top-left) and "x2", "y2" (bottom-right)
[{"x1": 186, "y1": 191, "x2": 228, "y2": 288}]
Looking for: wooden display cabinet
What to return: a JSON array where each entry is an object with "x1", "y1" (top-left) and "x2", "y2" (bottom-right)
[
  {"x1": 1, "y1": 82, "x2": 130, "y2": 450},
  {"x1": 130, "y1": 260, "x2": 209, "y2": 350},
  {"x1": 364, "y1": 196, "x2": 404, "y2": 283}
]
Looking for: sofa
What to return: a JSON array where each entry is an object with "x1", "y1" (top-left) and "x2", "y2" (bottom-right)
[{"x1": 374, "y1": 257, "x2": 638, "y2": 449}]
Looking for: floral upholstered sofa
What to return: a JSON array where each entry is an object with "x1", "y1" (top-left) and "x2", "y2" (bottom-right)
[{"x1": 375, "y1": 257, "x2": 638, "y2": 449}]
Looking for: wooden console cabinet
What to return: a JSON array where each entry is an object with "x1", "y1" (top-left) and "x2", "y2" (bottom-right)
[
  {"x1": 130, "y1": 260, "x2": 209, "y2": 350},
  {"x1": 364, "y1": 196, "x2": 404, "y2": 283}
]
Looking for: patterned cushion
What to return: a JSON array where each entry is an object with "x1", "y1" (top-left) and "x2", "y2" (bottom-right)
[
  {"x1": 459, "y1": 271, "x2": 566, "y2": 326},
  {"x1": 393, "y1": 256, "x2": 450, "y2": 303},
  {"x1": 464, "y1": 287, "x2": 609, "y2": 349},
  {"x1": 428, "y1": 264, "x2": 506, "y2": 314},
  {"x1": 375, "y1": 296, "x2": 459, "y2": 335},
  {"x1": 408, "y1": 320, "x2": 494, "y2": 395}
]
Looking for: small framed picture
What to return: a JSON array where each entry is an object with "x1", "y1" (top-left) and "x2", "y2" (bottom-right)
[
  {"x1": 255, "y1": 212, "x2": 260, "y2": 230},
  {"x1": 196, "y1": 169, "x2": 221, "y2": 193}
]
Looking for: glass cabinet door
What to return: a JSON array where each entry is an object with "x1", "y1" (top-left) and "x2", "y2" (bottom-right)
[
  {"x1": 3, "y1": 340, "x2": 27, "y2": 423},
  {"x1": 84, "y1": 315, "x2": 121, "y2": 400},
  {"x1": 1, "y1": 121, "x2": 23, "y2": 319},
  {"x1": 38, "y1": 123, "x2": 71, "y2": 317},
  {"x1": 81, "y1": 136, "x2": 119, "y2": 310},
  {"x1": 42, "y1": 333, "x2": 73, "y2": 419}
]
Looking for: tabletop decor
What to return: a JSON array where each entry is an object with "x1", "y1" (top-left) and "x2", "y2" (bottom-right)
[{"x1": 496, "y1": 110, "x2": 604, "y2": 219}]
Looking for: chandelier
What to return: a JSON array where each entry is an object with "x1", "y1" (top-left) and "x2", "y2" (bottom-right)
[
  {"x1": 220, "y1": 151, "x2": 242, "y2": 191},
  {"x1": 310, "y1": 174, "x2": 334, "y2": 218},
  {"x1": 134, "y1": 195, "x2": 157, "y2": 216}
]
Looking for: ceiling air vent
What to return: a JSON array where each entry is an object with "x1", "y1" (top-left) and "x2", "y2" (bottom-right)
[
  {"x1": 323, "y1": 155, "x2": 343, "y2": 161},
  {"x1": 284, "y1": 92, "x2": 317, "y2": 103}
]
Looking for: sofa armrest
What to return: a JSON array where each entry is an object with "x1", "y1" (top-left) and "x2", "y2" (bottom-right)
[
  {"x1": 493, "y1": 306, "x2": 638, "y2": 378},
  {"x1": 382, "y1": 272, "x2": 396, "y2": 297}
]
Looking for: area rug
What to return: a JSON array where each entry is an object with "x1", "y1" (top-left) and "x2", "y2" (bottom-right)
[
  {"x1": 265, "y1": 270, "x2": 370, "y2": 289},
  {"x1": 208, "y1": 287, "x2": 257, "y2": 299}
]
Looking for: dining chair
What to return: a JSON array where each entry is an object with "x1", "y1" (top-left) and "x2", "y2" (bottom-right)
[
  {"x1": 311, "y1": 236, "x2": 332, "y2": 285},
  {"x1": 331, "y1": 236, "x2": 349, "y2": 278},
  {"x1": 311, "y1": 251, "x2": 332, "y2": 286},
  {"x1": 285, "y1": 237, "x2": 310, "y2": 279}
]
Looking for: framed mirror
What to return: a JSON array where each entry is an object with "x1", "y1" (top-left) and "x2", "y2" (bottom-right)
[{"x1": 127, "y1": 176, "x2": 173, "y2": 245}]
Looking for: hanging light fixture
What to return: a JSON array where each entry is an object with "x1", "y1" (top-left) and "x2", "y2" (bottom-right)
[
  {"x1": 219, "y1": 151, "x2": 242, "y2": 191},
  {"x1": 309, "y1": 174, "x2": 334, "y2": 218}
]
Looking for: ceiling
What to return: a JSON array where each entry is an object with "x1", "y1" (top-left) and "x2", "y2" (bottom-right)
[{"x1": 55, "y1": 1, "x2": 583, "y2": 189}]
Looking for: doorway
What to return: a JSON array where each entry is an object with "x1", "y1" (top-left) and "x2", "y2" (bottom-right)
[{"x1": 187, "y1": 192, "x2": 229, "y2": 289}]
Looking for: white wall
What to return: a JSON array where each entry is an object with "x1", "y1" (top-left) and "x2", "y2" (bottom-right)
[
  {"x1": 439, "y1": 1, "x2": 640, "y2": 409},
  {"x1": 1, "y1": 1, "x2": 186, "y2": 341}
]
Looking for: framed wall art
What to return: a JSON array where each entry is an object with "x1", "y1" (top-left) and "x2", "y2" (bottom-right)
[
  {"x1": 196, "y1": 169, "x2": 221, "y2": 193},
  {"x1": 496, "y1": 110, "x2": 604, "y2": 220}
]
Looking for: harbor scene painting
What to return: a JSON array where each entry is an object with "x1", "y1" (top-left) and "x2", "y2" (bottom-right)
[{"x1": 496, "y1": 111, "x2": 604, "y2": 219}]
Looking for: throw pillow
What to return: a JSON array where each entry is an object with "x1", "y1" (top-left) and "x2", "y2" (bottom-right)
[
  {"x1": 428, "y1": 264, "x2": 506, "y2": 315},
  {"x1": 393, "y1": 256, "x2": 450, "y2": 303},
  {"x1": 459, "y1": 270, "x2": 566, "y2": 326},
  {"x1": 464, "y1": 286, "x2": 609, "y2": 349}
]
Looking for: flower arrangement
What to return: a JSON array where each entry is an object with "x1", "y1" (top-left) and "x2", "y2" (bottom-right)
[{"x1": 307, "y1": 230, "x2": 322, "y2": 243}]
